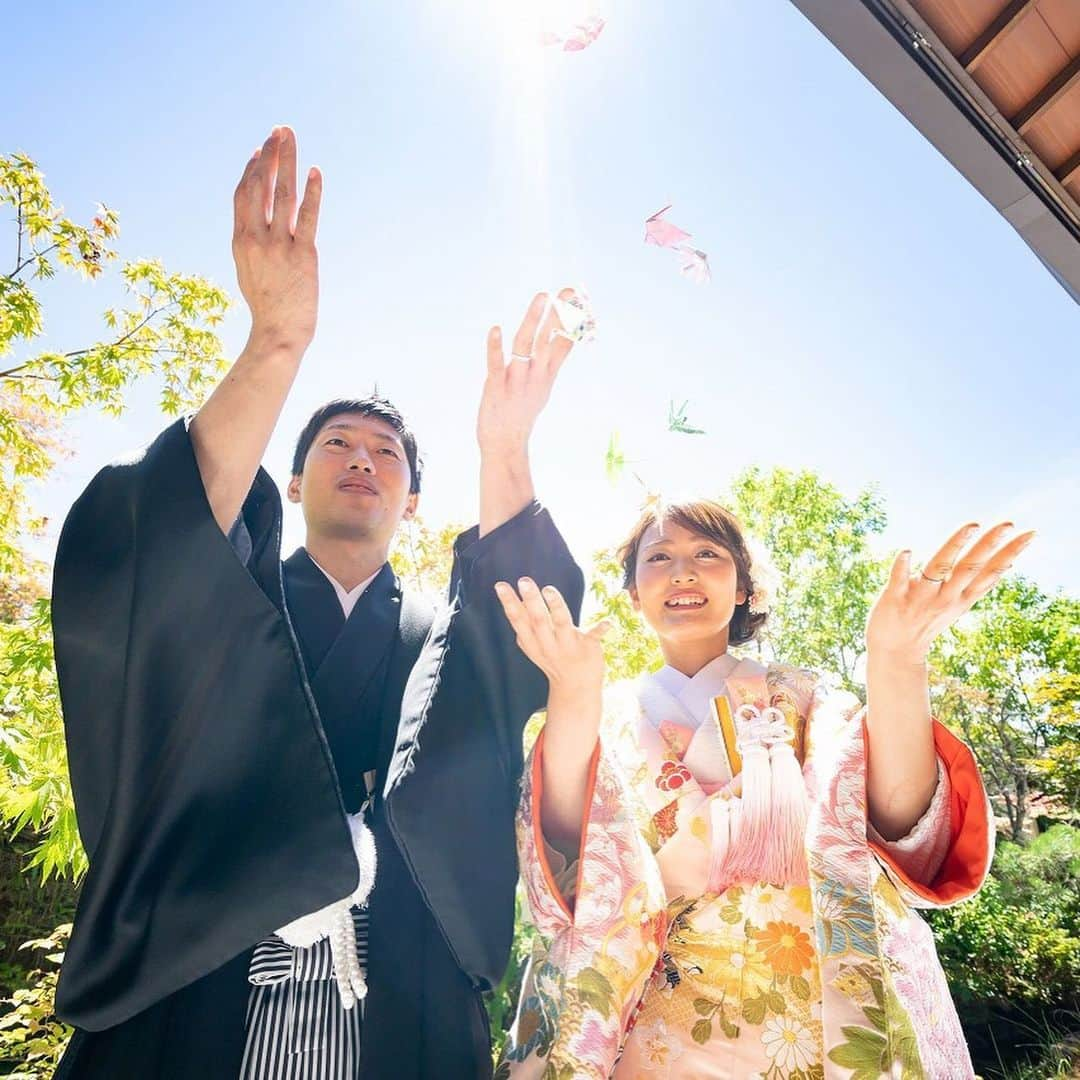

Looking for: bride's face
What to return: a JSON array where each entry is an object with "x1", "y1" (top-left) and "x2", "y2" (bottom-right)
[{"x1": 629, "y1": 520, "x2": 746, "y2": 648}]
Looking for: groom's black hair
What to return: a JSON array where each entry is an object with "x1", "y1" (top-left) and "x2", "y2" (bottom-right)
[{"x1": 292, "y1": 396, "x2": 423, "y2": 494}]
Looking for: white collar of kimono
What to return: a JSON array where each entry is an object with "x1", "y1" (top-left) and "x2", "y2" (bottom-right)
[
  {"x1": 647, "y1": 653, "x2": 741, "y2": 729},
  {"x1": 304, "y1": 551, "x2": 380, "y2": 619},
  {"x1": 638, "y1": 653, "x2": 768, "y2": 787}
]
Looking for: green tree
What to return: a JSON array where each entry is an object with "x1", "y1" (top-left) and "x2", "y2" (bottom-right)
[
  {"x1": 1029, "y1": 671, "x2": 1080, "y2": 814},
  {"x1": 589, "y1": 545, "x2": 663, "y2": 682},
  {"x1": 0, "y1": 150, "x2": 231, "y2": 880},
  {"x1": 0, "y1": 601, "x2": 77, "y2": 882},
  {"x1": 725, "y1": 466, "x2": 889, "y2": 689},
  {"x1": 389, "y1": 517, "x2": 460, "y2": 599},
  {"x1": 930, "y1": 580, "x2": 1080, "y2": 841}
]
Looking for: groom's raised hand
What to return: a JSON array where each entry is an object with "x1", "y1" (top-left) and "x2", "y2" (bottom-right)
[
  {"x1": 232, "y1": 125, "x2": 322, "y2": 357},
  {"x1": 477, "y1": 289, "x2": 579, "y2": 535},
  {"x1": 477, "y1": 290, "x2": 577, "y2": 457},
  {"x1": 192, "y1": 127, "x2": 323, "y2": 534}
]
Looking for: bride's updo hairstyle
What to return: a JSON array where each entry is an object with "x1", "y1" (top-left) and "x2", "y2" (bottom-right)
[{"x1": 616, "y1": 497, "x2": 768, "y2": 646}]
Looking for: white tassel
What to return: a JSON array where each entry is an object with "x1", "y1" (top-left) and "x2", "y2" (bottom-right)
[
  {"x1": 722, "y1": 705, "x2": 773, "y2": 884},
  {"x1": 767, "y1": 735, "x2": 809, "y2": 886},
  {"x1": 707, "y1": 798, "x2": 732, "y2": 893},
  {"x1": 275, "y1": 812, "x2": 376, "y2": 1009},
  {"x1": 719, "y1": 705, "x2": 808, "y2": 887},
  {"x1": 329, "y1": 906, "x2": 367, "y2": 1009}
]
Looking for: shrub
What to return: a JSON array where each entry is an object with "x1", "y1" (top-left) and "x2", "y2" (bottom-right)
[
  {"x1": 0, "y1": 924, "x2": 72, "y2": 1079},
  {"x1": 930, "y1": 828, "x2": 1080, "y2": 1010}
]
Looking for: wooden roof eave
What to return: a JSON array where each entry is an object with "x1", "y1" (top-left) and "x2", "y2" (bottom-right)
[
  {"x1": 789, "y1": 0, "x2": 1080, "y2": 303},
  {"x1": 891, "y1": 0, "x2": 1080, "y2": 224}
]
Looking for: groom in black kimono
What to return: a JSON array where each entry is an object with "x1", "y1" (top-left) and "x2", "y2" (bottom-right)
[{"x1": 50, "y1": 126, "x2": 584, "y2": 1079}]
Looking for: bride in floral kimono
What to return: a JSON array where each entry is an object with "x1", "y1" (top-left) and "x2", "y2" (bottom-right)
[{"x1": 493, "y1": 499, "x2": 1033, "y2": 1080}]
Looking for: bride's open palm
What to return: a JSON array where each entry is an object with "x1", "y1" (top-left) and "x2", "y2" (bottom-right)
[{"x1": 866, "y1": 521, "x2": 1035, "y2": 662}]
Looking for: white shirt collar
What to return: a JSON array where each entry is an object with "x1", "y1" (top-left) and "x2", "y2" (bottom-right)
[{"x1": 305, "y1": 554, "x2": 381, "y2": 619}]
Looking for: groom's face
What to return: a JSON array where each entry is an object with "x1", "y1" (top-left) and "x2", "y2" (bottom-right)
[{"x1": 287, "y1": 412, "x2": 418, "y2": 544}]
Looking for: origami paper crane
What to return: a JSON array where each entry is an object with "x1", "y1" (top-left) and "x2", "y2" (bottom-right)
[
  {"x1": 644, "y1": 205, "x2": 693, "y2": 249},
  {"x1": 552, "y1": 287, "x2": 597, "y2": 344},
  {"x1": 678, "y1": 247, "x2": 711, "y2": 284},
  {"x1": 604, "y1": 431, "x2": 648, "y2": 488},
  {"x1": 605, "y1": 431, "x2": 626, "y2": 484},
  {"x1": 645, "y1": 206, "x2": 710, "y2": 284},
  {"x1": 668, "y1": 399, "x2": 706, "y2": 435},
  {"x1": 542, "y1": 14, "x2": 606, "y2": 52}
]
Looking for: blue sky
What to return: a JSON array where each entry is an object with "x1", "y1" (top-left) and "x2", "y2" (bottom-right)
[{"x1": 7, "y1": 0, "x2": 1079, "y2": 596}]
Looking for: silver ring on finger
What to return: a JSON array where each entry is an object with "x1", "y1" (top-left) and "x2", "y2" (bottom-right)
[
  {"x1": 510, "y1": 352, "x2": 533, "y2": 362},
  {"x1": 920, "y1": 571, "x2": 946, "y2": 584}
]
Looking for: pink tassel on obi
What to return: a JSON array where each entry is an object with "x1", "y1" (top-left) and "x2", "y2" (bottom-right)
[
  {"x1": 720, "y1": 705, "x2": 808, "y2": 887},
  {"x1": 707, "y1": 795, "x2": 742, "y2": 893},
  {"x1": 768, "y1": 731, "x2": 809, "y2": 886}
]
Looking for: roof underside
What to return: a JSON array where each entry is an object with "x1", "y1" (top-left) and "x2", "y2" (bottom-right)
[
  {"x1": 913, "y1": 0, "x2": 1080, "y2": 199},
  {"x1": 791, "y1": 0, "x2": 1080, "y2": 302}
]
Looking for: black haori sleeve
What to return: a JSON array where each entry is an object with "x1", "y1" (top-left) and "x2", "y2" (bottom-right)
[
  {"x1": 382, "y1": 502, "x2": 584, "y2": 990},
  {"x1": 51, "y1": 418, "x2": 357, "y2": 1031}
]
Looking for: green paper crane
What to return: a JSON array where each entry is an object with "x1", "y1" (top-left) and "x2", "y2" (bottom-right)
[{"x1": 668, "y1": 399, "x2": 705, "y2": 435}]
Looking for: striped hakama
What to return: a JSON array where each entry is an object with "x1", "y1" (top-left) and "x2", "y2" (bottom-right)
[{"x1": 240, "y1": 908, "x2": 369, "y2": 1079}]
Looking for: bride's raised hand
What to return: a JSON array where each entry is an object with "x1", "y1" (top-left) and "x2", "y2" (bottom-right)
[
  {"x1": 494, "y1": 579, "x2": 609, "y2": 709},
  {"x1": 866, "y1": 522, "x2": 1036, "y2": 662}
]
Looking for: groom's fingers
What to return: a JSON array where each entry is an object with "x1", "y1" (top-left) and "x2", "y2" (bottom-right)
[
  {"x1": 234, "y1": 129, "x2": 279, "y2": 236},
  {"x1": 271, "y1": 126, "x2": 299, "y2": 236},
  {"x1": 255, "y1": 128, "x2": 281, "y2": 228},
  {"x1": 486, "y1": 326, "x2": 504, "y2": 376},
  {"x1": 511, "y1": 293, "x2": 548, "y2": 362},
  {"x1": 294, "y1": 166, "x2": 322, "y2": 245},
  {"x1": 248, "y1": 128, "x2": 281, "y2": 231},
  {"x1": 232, "y1": 148, "x2": 262, "y2": 240},
  {"x1": 540, "y1": 287, "x2": 577, "y2": 377}
]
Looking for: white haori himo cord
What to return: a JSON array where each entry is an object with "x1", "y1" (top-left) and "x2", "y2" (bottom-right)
[{"x1": 274, "y1": 812, "x2": 376, "y2": 1009}]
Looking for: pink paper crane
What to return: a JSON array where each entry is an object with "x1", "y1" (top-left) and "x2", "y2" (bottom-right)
[
  {"x1": 542, "y1": 15, "x2": 606, "y2": 52},
  {"x1": 644, "y1": 206, "x2": 711, "y2": 285},
  {"x1": 644, "y1": 205, "x2": 693, "y2": 250}
]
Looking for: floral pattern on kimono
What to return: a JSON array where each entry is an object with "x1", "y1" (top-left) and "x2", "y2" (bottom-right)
[
  {"x1": 499, "y1": 662, "x2": 993, "y2": 1080},
  {"x1": 506, "y1": 727, "x2": 669, "y2": 1078}
]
